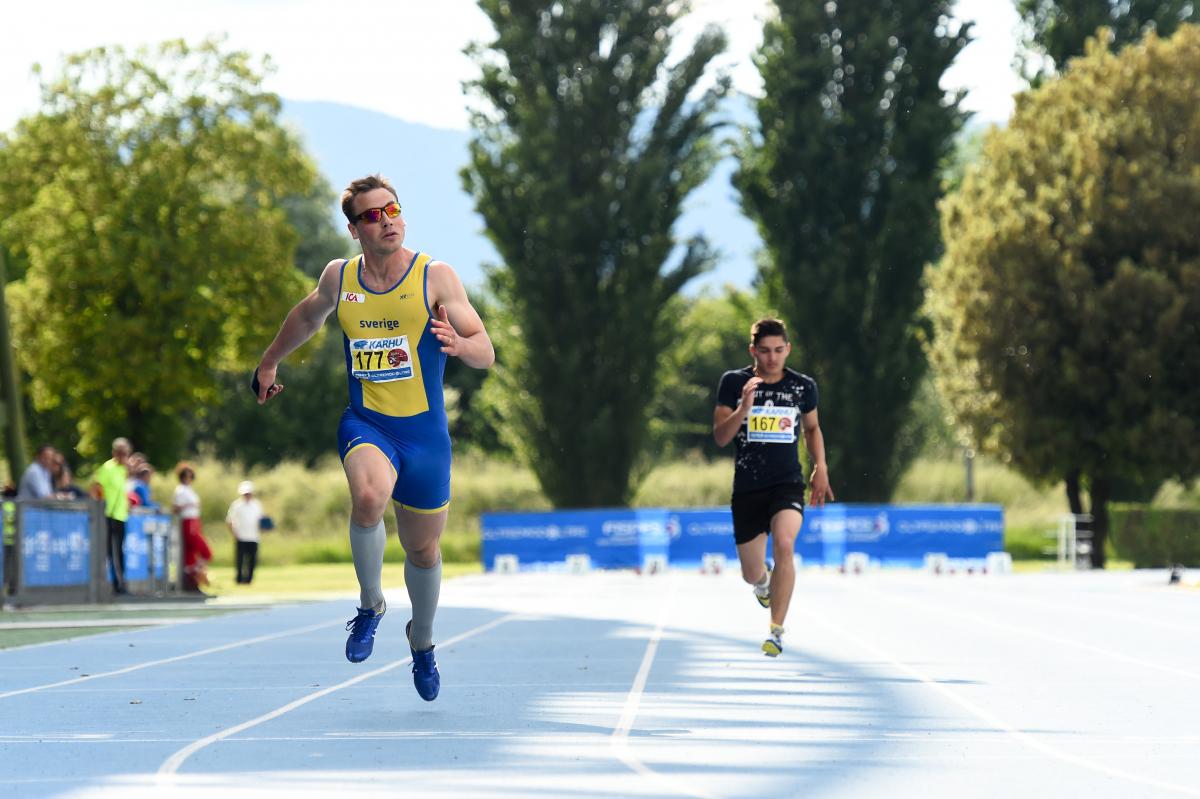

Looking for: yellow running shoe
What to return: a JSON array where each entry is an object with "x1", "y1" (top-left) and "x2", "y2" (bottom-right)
[
  {"x1": 753, "y1": 565, "x2": 772, "y2": 609},
  {"x1": 762, "y1": 624, "x2": 784, "y2": 657}
]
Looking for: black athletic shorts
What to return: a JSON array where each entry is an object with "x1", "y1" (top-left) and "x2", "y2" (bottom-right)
[{"x1": 730, "y1": 482, "x2": 806, "y2": 545}]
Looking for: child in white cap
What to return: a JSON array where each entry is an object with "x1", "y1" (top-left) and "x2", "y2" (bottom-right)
[{"x1": 226, "y1": 481, "x2": 264, "y2": 584}]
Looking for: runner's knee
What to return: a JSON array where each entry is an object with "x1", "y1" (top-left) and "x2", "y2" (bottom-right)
[
  {"x1": 350, "y1": 484, "x2": 390, "y2": 523},
  {"x1": 401, "y1": 538, "x2": 441, "y2": 568},
  {"x1": 740, "y1": 559, "x2": 765, "y2": 583}
]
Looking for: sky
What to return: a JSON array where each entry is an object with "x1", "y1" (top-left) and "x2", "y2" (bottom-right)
[{"x1": 1, "y1": 0, "x2": 1025, "y2": 135}]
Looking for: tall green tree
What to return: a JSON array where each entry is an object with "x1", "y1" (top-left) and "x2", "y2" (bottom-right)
[
  {"x1": 1016, "y1": 0, "x2": 1193, "y2": 82},
  {"x1": 734, "y1": 0, "x2": 969, "y2": 501},
  {"x1": 0, "y1": 40, "x2": 318, "y2": 466},
  {"x1": 462, "y1": 0, "x2": 729, "y2": 507},
  {"x1": 0, "y1": 250, "x2": 27, "y2": 480},
  {"x1": 928, "y1": 27, "x2": 1200, "y2": 567}
]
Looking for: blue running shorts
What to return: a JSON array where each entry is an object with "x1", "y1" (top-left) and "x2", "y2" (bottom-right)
[{"x1": 337, "y1": 407, "x2": 451, "y2": 513}]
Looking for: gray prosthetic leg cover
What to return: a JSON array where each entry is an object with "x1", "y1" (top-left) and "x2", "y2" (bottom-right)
[
  {"x1": 349, "y1": 519, "x2": 387, "y2": 611},
  {"x1": 405, "y1": 558, "x2": 442, "y2": 651}
]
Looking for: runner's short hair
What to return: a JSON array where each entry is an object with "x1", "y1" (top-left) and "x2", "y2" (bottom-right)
[
  {"x1": 341, "y1": 174, "x2": 399, "y2": 224},
  {"x1": 750, "y1": 318, "x2": 789, "y2": 345}
]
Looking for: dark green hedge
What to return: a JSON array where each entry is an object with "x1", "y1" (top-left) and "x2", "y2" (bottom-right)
[{"x1": 1109, "y1": 505, "x2": 1200, "y2": 567}]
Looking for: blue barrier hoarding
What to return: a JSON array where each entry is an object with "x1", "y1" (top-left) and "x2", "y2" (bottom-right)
[
  {"x1": 803, "y1": 504, "x2": 1003, "y2": 566},
  {"x1": 125, "y1": 514, "x2": 151, "y2": 581},
  {"x1": 124, "y1": 513, "x2": 173, "y2": 582},
  {"x1": 666, "y1": 508, "x2": 737, "y2": 566},
  {"x1": 480, "y1": 511, "x2": 590, "y2": 569},
  {"x1": 482, "y1": 509, "x2": 670, "y2": 570},
  {"x1": 20, "y1": 506, "x2": 91, "y2": 587},
  {"x1": 483, "y1": 504, "x2": 1003, "y2": 570},
  {"x1": 881, "y1": 505, "x2": 1003, "y2": 563},
  {"x1": 590, "y1": 509, "x2": 669, "y2": 569},
  {"x1": 153, "y1": 523, "x2": 168, "y2": 580}
]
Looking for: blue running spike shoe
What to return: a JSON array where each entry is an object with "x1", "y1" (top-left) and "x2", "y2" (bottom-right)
[
  {"x1": 345, "y1": 604, "x2": 384, "y2": 663},
  {"x1": 406, "y1": 620, "x2": 440, "y2": 701}
]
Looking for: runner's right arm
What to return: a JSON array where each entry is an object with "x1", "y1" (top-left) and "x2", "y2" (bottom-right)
[
  {"x1": 712, "y1": 376, "x2": 762, "y2": 447},
  {"x1": 255, "y1": 260, "x2": 343, "y2": 405}
]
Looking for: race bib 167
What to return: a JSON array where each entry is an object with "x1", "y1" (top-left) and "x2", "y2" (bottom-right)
[{"x1": 747, "y1": 406, "x2": 798, "y2": 443}]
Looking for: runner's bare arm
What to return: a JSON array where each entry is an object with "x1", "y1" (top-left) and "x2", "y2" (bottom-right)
[
  {"x1": 255, "y1": 259, "x2": 343, "y2": 404},
  {"x1": 801, "y1": 408, "x2": 834, "y2": 505},
  {"x1": 713, "y1": 376, "x2": 762, "y2": 447},
  {"x1": 427, "y1": 260, "x2": 494, "y2": 369}
]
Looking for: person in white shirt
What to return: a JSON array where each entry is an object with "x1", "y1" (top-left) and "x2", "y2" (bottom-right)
[{"x1": 226, "y1": 481, "x2": 264, "y2": 584}]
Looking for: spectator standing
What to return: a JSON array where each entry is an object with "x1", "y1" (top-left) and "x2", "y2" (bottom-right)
[
  {"x1": 226, "y1": 481, "x2": 263, "y2": 584},
  {"x1": 51, "y1": 454, "x2": 88, "y2": 500},
  {"x1": 18, "y1": 444, "x2": 56, "y2": 500},
  {"x1": 90, "y1": 438, "x2": 132, "y2": 595},
  {"x1": 130, "y1": 463, "x2": 158, "y2": 509},
  {"x1": 173, "y1": 462, "x2": 211, "y2": 593}
]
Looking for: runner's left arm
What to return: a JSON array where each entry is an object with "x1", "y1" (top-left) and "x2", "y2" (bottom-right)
[
  {"x1": 428, "y1": 261, "x2": 495, "y2": 369},
  {"x1": 801, "y1": 409, "x2": 834, "y2": 505}
]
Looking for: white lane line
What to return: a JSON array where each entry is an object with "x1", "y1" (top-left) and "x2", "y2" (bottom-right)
[
  {"x1": 157, "y1": 614, "x2": 518, "y2": 779},
  {"x1": 802, "y1": 606, "x2": 1200, "y2": 797},
  {"x1": 0, "y1": 619, "x2": 343, "y2": 700},
  {"x1": 845, "y1": 579, "x2": 1200, "y2": 682},
  {"x1": 609, "y1": 576, "x2": 717, "y2": 799}
]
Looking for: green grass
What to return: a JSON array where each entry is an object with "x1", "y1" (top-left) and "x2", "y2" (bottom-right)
[
  {"x1": 0, "y1": 627, "x2": 133, "y2": 649},
  {"x1": 147, "y1": 453, "x2": 1194, "y2": 566},
  {"x1": 203, "y1": 561, "x2": 482, "y2": 599},
  {"x1": 633, "y1": 455, "x2": 730, "y2": 507}
]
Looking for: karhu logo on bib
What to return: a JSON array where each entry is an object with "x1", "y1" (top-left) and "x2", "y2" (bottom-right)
[{"x1": 342, "y1": 292, "x2": 366, "y2": 304}]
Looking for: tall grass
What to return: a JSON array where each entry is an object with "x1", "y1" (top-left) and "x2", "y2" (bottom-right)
[{"x1": 151, "y1": 452, "x2": 1193, "y2": 565}]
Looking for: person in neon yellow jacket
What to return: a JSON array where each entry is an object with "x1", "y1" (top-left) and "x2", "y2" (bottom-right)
[{"x1": 90, "y1": 437, "x2": 132, "y2": 595}]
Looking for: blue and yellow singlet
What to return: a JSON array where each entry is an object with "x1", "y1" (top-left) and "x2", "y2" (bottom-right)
[{"x1": 335, "y1": 251, "x2": 451, "y2": 512}]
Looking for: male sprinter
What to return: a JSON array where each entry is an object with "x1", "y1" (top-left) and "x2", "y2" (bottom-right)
[
  {"x1": 255, "y1": 175, "x2": 494, "y2": 700},
  {"x1": 713, "y1": 318, "x2": 833, "y2": 656}
]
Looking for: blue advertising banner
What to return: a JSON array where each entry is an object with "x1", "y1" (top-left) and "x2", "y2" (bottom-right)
[
  {"x1": 666, "y1": 508, "x2": 737, "y2": 566},
  {"x1": 125, "y1": 515, "x2": 150, "y2": 582},
  {"x1": 482, "y1": 509, "x2": 670, "y2": 570},
  {"x1": 803, "y1": 504, "x2": 1003, "y2": 566},
  {"x1": 20, "y1": 506, "x2": 91, "y2": 587},
  {"x1": 480, "y1": 511, "x2": 590, "y2": 569},
  {"x1": 589, "y1": 509, "x2": 670, "y2": 569},
  {"x1": 482, "y1": 504, "x2": 1003, "y2": 571},
  {"x1": 153, "y1": 523, "x2": 168, "y2": 580},
  {"x1": 125, "y1": 513, "x2": 172, "y2": 582},
  {"x1": 881, "y1": 505, "x2": 1004, "y2": 564}
]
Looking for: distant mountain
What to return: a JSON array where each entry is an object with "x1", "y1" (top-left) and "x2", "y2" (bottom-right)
[{"x1": 281, "y1": 98, "x2": 761, "y2": 293}]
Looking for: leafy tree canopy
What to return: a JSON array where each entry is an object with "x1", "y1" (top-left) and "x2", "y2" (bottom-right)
[
  {"x1": 1017, "y1": 0, "x2": 1193, "y2": 82},
  {"x1": 929, "y1": 25, "x2": 1200, "y2": 563},
  {"x1": 0, "y1": 39, "x2": 319, "y2": 464}
]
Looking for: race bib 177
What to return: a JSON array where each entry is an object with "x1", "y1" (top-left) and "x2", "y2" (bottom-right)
[
  {"x1": 349, "y1": 336, "x2": 414, "y2": 382},
  {"x1": 747, "y1": 405, "x2": 798, "y2": 443}
]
